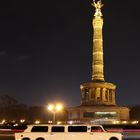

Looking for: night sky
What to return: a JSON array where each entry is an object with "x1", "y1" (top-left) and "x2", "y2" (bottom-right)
[{"x1": 0, "y1": 0, "x2": 140, "y2": 107}]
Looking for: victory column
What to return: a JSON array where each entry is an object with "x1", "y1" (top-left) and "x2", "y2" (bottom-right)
[
  {"x1": 80, "y1": 0, "x2": 116, "y2": 106},
  {"x1": 68, "y1": 0, "x2": 130, "y2": 122}
]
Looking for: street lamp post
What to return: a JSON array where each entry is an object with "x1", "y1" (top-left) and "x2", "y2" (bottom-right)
[{"x1": 47, "y1": 103, "x2": 63, "y2": 124}]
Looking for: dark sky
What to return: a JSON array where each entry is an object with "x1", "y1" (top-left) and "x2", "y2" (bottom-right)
[{"x1": 0, "y1": 0, "x2": 140, "y2": 107}]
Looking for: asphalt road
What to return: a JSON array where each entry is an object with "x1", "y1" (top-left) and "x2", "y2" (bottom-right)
[
  {"x1": 0, "y1": 135, "x2": 15, "y2": 140},
  {"x1": 1, "y1": 134, "x2": 140, "y2": 140},
  {"x1": 1, "y1": 137, "x2": 140, "y2": 140}
]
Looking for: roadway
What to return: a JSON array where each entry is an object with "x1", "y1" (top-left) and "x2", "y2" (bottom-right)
[
  {"x1": 1, "y1": 133, "x2": 140, "y2": 140},
  {"x1": 0, "y1": 134, "x2": 14, "y2": 140}
]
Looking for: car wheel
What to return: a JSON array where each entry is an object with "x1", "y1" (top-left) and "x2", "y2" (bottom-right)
[
  {"x1": 22, "y1": 138, "x2": 30, "y2": 140},
  {"x1": 36, "y1": 138, "x2": 45, "y2": 140},
  {"x1": 109, "y1": 137, "x2": 119, "y2": 140}
]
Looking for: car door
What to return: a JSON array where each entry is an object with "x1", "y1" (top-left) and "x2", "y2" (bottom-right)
[
  {"x1": 66, "y1": 126, "x2": 89, "y2": 140},
  {"x1": 50, "y1": 126, "x2": 65, "y2": 140},
  {"x1": 30, "y1": 125, "x2": 50, "y2": 140}
]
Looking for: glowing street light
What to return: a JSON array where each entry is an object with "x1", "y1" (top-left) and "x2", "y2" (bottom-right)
[
  {"x1": 48, "y1": 104, "x2": 55, "y2": 111},
  {"x1": 1, "y1": 120, "x2": 6, "y2": 124},
  {"x1": 55, "y1": 104, "x2": 63, "y2": 111},
  {"x1": 20, "y1": 119, "x2": 25, "y2": 123},
  {"x1": 47, "y1": 103, "x2": 63, "y2": 124},
  {"x1": 35, "y1": 120, "x2": 40, "y2": 124}
]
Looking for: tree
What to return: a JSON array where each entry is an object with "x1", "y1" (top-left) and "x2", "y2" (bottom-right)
[{"x1": 0, "y1": 94, "x2": 18, "y2": 107}]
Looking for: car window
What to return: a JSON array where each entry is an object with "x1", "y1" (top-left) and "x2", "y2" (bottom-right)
[
  {"x1": 68, "y1": 126, "x2": 87, "y2": 132},
  {"x1": 51, "y1": 126, "x2": 65, "y2": 132},
  {"x1": 91, "y1": 126, "x2": 104, "y2": 132},
  {"x1": 31, "y1": 126, "x2": 48, "y2": 132}
]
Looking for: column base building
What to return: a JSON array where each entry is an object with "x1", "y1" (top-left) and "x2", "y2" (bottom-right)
[
  {"x1": 68, "y1": 81, "x2": 129, "y2": 124},
  {"x1": 68, "y1": 106, "x2": 129, "y2": 124}
]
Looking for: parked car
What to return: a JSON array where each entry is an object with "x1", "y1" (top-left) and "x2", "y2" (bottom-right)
[{"x1": 15, "y1": 124, "x2": 122, "y2": 140}]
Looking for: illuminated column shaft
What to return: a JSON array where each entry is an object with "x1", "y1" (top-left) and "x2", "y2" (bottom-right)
[{"x1": 92, "y1": 15, "x2": 104, "y2": 81}]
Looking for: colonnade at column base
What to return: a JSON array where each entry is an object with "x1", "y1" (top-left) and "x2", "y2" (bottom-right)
[{"x1": 80, "y1": 81, "x2": 116, "y2": 106}]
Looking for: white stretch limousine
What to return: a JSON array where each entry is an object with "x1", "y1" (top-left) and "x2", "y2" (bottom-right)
[{"x1": 15, "y1": 124, "x2": 122, "y2": 140}]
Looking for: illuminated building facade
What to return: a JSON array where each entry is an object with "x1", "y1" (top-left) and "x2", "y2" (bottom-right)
[{"x1": 68, "y1": 0, "x2": 129, "y2": 123}]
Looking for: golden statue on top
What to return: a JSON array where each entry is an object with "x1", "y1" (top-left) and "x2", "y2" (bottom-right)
[{"x1": 92, "y1": 0, "x2": 103, "y2": 17}]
